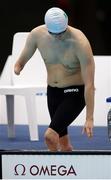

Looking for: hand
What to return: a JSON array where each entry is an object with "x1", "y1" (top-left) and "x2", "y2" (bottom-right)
[{"x1": 82, "y1": 119, "x2": 94, "y2": 138}]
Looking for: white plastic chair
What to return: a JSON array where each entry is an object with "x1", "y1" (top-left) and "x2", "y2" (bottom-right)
[{"x1": 0, "y1": 32, "x2": 47, "y2": 141}]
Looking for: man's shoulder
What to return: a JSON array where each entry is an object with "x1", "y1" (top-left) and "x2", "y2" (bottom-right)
[
  {"x1": 31, "y1": 25, "x2": 47, "y2": 34},
  {"x1": 29, "y1": 25, "x2": 48, "y2": 43},
  {"x1": 69, "y1": 26, "x2": 89, "y2": 48},
  {"x1": 69, "y1": 26, "x2": 85, "y2": 38}
]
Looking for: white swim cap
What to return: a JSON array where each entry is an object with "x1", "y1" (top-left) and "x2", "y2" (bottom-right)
[{"x1": 44, "y1": 7, "x2": 68, "y2": 34}]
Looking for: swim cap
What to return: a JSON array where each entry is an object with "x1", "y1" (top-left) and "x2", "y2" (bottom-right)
[{"x1": 44, "y1": 7, "x2": 68, "y2": 34}]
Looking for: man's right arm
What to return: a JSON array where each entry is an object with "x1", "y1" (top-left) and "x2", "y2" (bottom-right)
[{"x1": 14, "y1": 30, "x2": 37, "y2": 75}]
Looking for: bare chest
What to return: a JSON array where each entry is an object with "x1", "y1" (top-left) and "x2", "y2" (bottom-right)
[{"x1": 38, "y1": 40, "x2": 80, "y2": 69}]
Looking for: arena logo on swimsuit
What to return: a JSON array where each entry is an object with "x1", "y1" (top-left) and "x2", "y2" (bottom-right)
[{"x1": 64, "y1": 88, "x2": 79, "y2": 93}]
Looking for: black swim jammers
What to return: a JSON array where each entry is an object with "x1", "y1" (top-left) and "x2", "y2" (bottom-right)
[{"x1": 47, "y1": 85, "x2": 85, "y2": 137}]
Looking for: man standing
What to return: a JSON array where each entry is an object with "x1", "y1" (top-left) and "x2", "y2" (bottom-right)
[{"x1": 14, "y1": 7, "x2": 95, "y2": 151}]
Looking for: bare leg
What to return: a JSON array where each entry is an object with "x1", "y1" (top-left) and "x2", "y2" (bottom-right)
[
  {"x1": 44, "y1": 128, "x2": 59, "y2": 151},
  {"x1": 59, "y1": 134, "x2": 73, "y2": 152}
]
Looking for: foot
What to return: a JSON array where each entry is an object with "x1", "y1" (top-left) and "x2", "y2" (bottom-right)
[
  {"x1": 60, "y1": 144, "x2": 73, "y2": 152},
  {"x1": 59, "y1": 134, "x2": 73, "y2": 152}
]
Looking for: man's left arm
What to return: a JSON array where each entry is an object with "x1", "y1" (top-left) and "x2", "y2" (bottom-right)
[{"x1": 76, "y1": 33, "x2": 95, "y2": 138}]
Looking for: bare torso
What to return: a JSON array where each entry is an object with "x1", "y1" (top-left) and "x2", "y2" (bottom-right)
[
  {"x1": 34, "y1": 25, "x2": 84, "y2": 87},
  {"x1": 14, "y1": 24, "x2": 95, "y2": 126}
]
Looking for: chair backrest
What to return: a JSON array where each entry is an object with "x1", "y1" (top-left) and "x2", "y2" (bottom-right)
[{"x1": 12, "y1": 32, "x2": 47, "y2": 86}]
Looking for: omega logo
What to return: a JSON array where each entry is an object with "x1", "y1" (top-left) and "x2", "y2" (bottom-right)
[{"x1": 14, "y1": 164, "x2": 77, "y2": 176}]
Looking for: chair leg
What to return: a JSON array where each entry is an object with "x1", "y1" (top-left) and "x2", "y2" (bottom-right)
[
  {"x1": 6, "y1": 95, "x2": 15, "y2": 138},
  {"x1": 25, "y1": 95, "x2": 39, "y2": 141}
]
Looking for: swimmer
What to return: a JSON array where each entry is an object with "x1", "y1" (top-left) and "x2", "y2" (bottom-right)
[{"x1": 14, "y1": 7, "x2": 95, "y2": 152}]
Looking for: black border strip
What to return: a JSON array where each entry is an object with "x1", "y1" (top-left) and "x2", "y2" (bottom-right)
[{"x1": 0, "y1": 150, "x2": 111, "y2": 155}]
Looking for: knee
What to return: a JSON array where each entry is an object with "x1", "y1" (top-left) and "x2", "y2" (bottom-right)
[{"x1": 44, "y1": 128, "x2": 59, "y2": 146}]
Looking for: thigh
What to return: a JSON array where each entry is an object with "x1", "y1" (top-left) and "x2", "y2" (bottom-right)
[
  {"x1": 49, "y1": 95, "x2": 85, "y2": 134},
  {"x1": 47, "y1": 92, "x2": 68, "y2": 137},
  {"x1": 47, "y1": 86, "x2": 63, "y2": 120}
]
